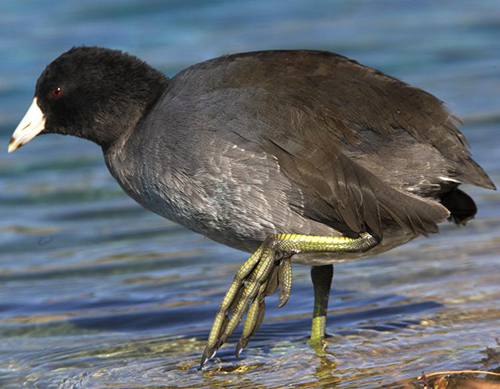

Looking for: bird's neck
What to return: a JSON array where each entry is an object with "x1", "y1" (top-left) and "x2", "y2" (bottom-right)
[{"x1": 98, "y1": 68, "x2": 170, "y2": 152}]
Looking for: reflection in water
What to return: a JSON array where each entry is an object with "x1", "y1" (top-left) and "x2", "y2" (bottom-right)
[{"x1": 1, "y1": 0, "x2": 500, "y2": 387}]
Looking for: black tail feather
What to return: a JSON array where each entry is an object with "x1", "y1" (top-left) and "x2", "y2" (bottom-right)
[{"x1": 440, "y1": 188, "x2": 478, "y2": 225}]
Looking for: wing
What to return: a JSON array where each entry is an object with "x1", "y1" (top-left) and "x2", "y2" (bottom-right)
[
  {"x1": 263, "y1": 127, "x2": 450, "y2": 237},
  {"x1": 209, "y1": 92, "x2": 451, "y2": 237},
  {"x1": 184, "y1": 50, "x2": 494, "y2": 190},
  {"x1": 170, "y1": 50, "x2": 494, "y2": 236}
]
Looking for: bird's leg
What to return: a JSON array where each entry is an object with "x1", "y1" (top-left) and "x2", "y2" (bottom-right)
[
  {"x1": 310, "y1": 264, "x2": 333, "y2": 346},
  {"x1": 200, "y1": 232, "x2": 380, "y2": 367}
]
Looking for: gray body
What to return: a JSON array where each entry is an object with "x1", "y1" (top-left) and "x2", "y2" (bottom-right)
[
  {"x1": 103, "y1": 51, "x2": 494, "y2": 265},
  {"x1": 105, "y1": 100, "x2": 343, "y2": 258}
]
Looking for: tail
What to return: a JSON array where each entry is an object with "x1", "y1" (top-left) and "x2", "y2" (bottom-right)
[{"x1": 440, "y1": 188, "x2": 478, "y2": 225}]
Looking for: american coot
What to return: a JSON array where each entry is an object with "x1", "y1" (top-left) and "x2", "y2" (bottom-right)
[{"x1": 9, "y1": 47, "x2": 495, "y2": 366}]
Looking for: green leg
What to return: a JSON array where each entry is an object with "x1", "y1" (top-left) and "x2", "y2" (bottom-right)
[
  {"x1": 201, "y1": 232, "x2": 379, "y2": 367},
  {"x1": 310, "y1": 265, "x2": 333, "y2": 345}
]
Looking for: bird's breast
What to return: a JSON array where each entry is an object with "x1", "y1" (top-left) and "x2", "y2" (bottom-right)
[{"x1": 104, "y1": 139, "x2": 290, "y2": 252}]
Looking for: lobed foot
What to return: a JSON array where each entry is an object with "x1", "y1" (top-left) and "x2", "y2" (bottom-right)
[
  {"x1": 200, "y1": 232, "x2": 379, "y2": 367},
  {"x1": 201, "y1": 239, "x2": 293, "y2": 367}
]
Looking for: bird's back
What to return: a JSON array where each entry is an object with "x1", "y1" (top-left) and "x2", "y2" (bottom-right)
[{"x1": 175, "y1": 50, "x2": 493, "y2": 189}]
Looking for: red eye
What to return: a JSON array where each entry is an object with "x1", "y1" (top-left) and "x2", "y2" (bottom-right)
[{"x1": 50, "y1": 87, "x2": 63, "y2": 98}]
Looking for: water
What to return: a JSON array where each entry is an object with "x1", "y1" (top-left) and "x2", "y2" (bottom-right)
[{"x1": 1, "y1": 1, "x2": 500, "y2": 387}]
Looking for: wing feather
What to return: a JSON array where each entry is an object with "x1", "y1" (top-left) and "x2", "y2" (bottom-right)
[{"x1": 265, "y1": 132, "x2": 449, "y2": 237}]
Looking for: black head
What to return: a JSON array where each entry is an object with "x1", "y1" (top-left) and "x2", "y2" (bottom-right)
[{"x1": 9, "y1": 46, "x2": 169, "y2": 152}]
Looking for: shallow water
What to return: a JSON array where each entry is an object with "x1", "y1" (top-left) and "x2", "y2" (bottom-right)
[{"x1": 1, "y1": 1, "x2": 500, "y2": 388}]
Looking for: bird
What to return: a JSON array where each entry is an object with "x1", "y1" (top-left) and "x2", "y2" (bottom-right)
[{"x1": 8, "y1": 46, "x2": 495, "y2": 367}]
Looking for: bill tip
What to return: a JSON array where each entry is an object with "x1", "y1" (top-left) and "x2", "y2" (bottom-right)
[{"x1": 8, "y1": 137, "x2": 18, "y2": 153}]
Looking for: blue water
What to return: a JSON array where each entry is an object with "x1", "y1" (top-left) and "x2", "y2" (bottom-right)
[{"x1": 1, "y1": 1, "x2": 500, "y2": 387}]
